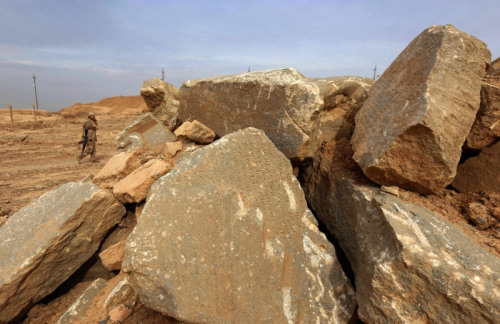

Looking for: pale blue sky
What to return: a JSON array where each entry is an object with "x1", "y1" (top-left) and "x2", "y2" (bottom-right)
[{"x1": 1, "y1": 0, "x2": 499, "y2": 111}]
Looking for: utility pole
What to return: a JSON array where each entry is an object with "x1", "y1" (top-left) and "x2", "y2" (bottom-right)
[
  {"x1": 248, "y1": 66, "x2": 250, "y2": 72},
  {"x1": 161, "y1": 67, "x2": 165, "y2": 81},
  {"x1": 373, "y1": 65, "x2": 377, "y2": 81},
  {"x1": 33, "y1": 74, "x2": 39, "y2": 110}
]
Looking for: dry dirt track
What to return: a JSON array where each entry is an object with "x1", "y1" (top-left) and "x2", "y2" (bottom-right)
[{"x1": 0, "y1": 109, "x2": 141, "y2": 222}]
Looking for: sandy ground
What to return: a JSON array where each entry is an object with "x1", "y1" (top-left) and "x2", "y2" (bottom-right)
[{"x1": 0, "y1": 103, "x2": 145, "y2": 223}]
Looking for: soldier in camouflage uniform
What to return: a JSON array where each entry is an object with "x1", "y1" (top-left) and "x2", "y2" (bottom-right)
[{"x1": 78, "y1": 113, "x2": 99, "y2": 163}]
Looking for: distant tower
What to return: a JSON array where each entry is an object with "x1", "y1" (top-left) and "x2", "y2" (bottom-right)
[
  {"x1": 373, "y1": 65, "x2": 377, "y2": 80},
  {"x1": 33, "y1": 74, "x2": 39, "y2": 110},
  {"x1": 248, "y1": 66, "x2": 250, "y2": 72},
  {"x1": 161, "y1": 67, "x2": 165, "y2": 81}
]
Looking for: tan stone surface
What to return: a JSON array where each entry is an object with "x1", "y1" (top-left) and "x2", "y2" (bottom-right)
[
  {"x1": 116, "y1": 113, "x2": 177, "y2": 152},
  {"x1": 94, "y1": 149, "x2": 140, "y2": 181},
  {"x1": 452, "y1": 140, "x2": 500, "y2": 192},
  {"x1": 113, "y1": 159, "x2": 170, "y2": 203},
  {"x1": 123, "y1": 128, "x2": 355, "y2": 323},
  {"x1": 100, "y1": 240, "x2": 126, "y2": 271},
  {"x1": 307, "y1": 76, "x2": 374, "y2": 157},
  {"x1": 163, "y1": 141, "x2": 183, "y2": 157},
  {"x1": 179, "y1": 68, "x2": 323, "y2": 160},
  {"x1": 489, "y1": 57, "x2": 500, "y2": 76},
  {"x1": 140, "y1": 78, "x2": 181, "y2": 131},
  {"x1": 351, "y1": 24, "x2": 491, "y2": 194},
  {"x1": 465, "y1": 79, "x2": 500, "y2": 150},
  {"x1": 0, "y1": 182, "x2": 125, "y2": 323},
  {"x1": 174, "y1": 120, "x2": 216, "y2": 144},
  {"x1": 303, "y1": 176, "x2": 500, "y2": 323}
]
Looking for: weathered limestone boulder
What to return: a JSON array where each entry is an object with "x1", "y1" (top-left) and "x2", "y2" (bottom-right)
[
  {"x1": 351, "y1": 24, "x2": 491, "y2": 194},
  {"x1": 123, "y1": 128, "x2": 356, "y2": 323},
  {"x1": 465, "y1": 79, "x2": 500, "y2": 150},
  {"x1": 116, "y1": 113, "x2": 177, "y2": 152},
  {"x1": 488, "y1": 57, "x2": 500, "y2": 76},
  {"x1": 307, "y1": 76, "x2": 374, "y2": 156},
  {"x1": 179, "y1": 68, "x2": 323, "y2": 161},
  {"x1": 140, "y1": 78, "x2": 181, "y2": 131},
  {"x1": 100, "y1": 240, "x2": 126, "y2": 271},
  {"x1": 174, "y1": 120, "x2": 216, "y2": 144},
  {"x1": 56, "y1": 279, "x2": 108, "y2": 324},
  {"x1": 94, "y1": 149, "x2": 140, "y2": 181},
  {"x1": 452, "y1": 140, "x2": 500, "y2": 192},
  {"x1": 302, "y1": 174, "x2": 500, "y2": 323},
  {"x1": 0, "y1": 182, "x2": 125, "y2": 323},
  {"x1": 113, "y1": 159, "x2": 170, "y2": 204}
]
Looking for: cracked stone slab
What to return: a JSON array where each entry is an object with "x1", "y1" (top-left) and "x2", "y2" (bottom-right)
[
  {"x1": 123, "y1": 128, "x2": 355, "y2": 324},
  {"x1": 0, "y1": 182, "x2": 125, "y2": 323},
  {"x1": 179, "y1": 68, "x2": 323, "y2": 161},
  {"x1": 303, "y1": 171, "x2": 500, "y2": 323}
]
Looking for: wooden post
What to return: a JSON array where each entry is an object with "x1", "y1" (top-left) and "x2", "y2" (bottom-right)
[
  {"x1": 32, "y1": 103, "x2": 37, "y2": 126},
  {"x1": 33, "y1": 74, "x2": 39, "y2": 110},
  {"x1": 8, "y1": 103, "x2": 13, "y2": 123}
]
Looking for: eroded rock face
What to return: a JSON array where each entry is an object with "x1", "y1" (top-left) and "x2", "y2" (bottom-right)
[
  {"x1": 302, "y1": 173, "x2": 500, "y2": 323},
  {"x1": 465, "y1": 80, "x2": 500, "y2": 150},
  {"x1": 123, "y1": 128, "x2": 355, "y2": 324},
  {"x1": 116, "y1": 113, "x2": 177, "y2": 152},
  {"x1": 179, "y1": 68, "x2": 323, "y2": 161},
  {"x1": 489, "y1": 57, "x2": 500, "y2": 76},
  {"x1": 140, "y1": 78, "x2": 181, "y2": 131},
  {"x1": 307, "y1": 76, "x2": 374, "y2": 157},
  {"x1": 351, "y1": 24, "x2": 491, "y2": 194},
  {"x1": 452, "y1": 140, "x2": 500, "y2": 192},
  {"x1": 0, "y1": 182, "x2": 125, "y2": 323}
]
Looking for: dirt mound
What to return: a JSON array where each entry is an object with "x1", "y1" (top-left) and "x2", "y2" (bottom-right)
[{"x1": 58, "y1": 96, "x2": 148, "y2": 116}]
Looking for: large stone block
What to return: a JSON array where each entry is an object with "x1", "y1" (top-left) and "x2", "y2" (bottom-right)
[
  {"x1": 452, "y1": 140, "x2": 500, "y2": 192},
  {"x1": 140, "y1": 78, "x2": 181, "y2": 131},
  {"x1": 0, "y1": 182, "x2": 125, "y2": 323},
  {"x1": 351, "y1": 25, "x2": 491, "y2": 194},
  {"x1": 116, "y1": 113, "x2": 177, "y2": 152},
  {"x1": 179, "y1": 68, "x2": 323, "y2": 161},
  {"x1": 465, "y1": 80, "x2": 500, "y2": 150},
  {"x1": 123, "y1": 128, "x2": 355, "y2": 323},
  {"x1": 303, "y1": 173, "x2": 500, "y2": 323}
]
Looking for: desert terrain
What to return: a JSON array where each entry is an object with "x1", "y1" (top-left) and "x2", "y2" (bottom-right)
[{"x1": 0, "y1": 96, "x2": 147, "y2": 223}]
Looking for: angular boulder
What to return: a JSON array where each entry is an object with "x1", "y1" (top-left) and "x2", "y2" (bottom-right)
[
  {"x1": 100, "y1": 240, "x2": 126, "y2": 271},
  {"x1": 140, "y1": 78, "x2": 181, "y2": 131},
  {"x1": 465, "y1": 79, "x2": 500, "y2": 150},
  {"x1": 123, "y1": 128, "x2": 356, "y2": 323},
  {"x1": 116, "y1": 113, "x2": 177, "y2": 152},
  {"x1": 303, "y1": 174, "x2": 500, "y2": 323},
  {"x1": 179, "y1": 68, "x2": 323, "y2": 161},
  {"x1": 452, "y1": 140, "x2": 500, "y2": 192},
  {"x1": 0, "y1": 182, "x2": 125, "y2": 323},
  {"x1": 94, "y1": 149, "x2": 140, "y2": 181},
  {"x1": 113, "y1": 159, "x2": 170, "y2": 204},
  {"x1": 351, "y1": 24, "x2": 491, "y2": 194},
  {"x1": 174, "y1": 120, "x2": 216, "y2": 144}
]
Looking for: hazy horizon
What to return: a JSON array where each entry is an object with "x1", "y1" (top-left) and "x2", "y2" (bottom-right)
[{"x1": 1, "y1": 0, "x2": 499, "y2": 112}]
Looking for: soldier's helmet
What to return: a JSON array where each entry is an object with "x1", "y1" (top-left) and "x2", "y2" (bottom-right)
[{"x1": 88, "y1": 113, "x2": 95, "y2": 118}]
